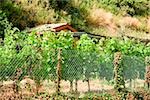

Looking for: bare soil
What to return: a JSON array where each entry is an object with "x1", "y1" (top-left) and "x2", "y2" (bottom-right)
[{"x1": 0, "y1": 79, "x2": 149, "y2": 100}]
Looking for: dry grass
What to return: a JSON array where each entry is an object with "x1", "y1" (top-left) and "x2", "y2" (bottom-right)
[
  {"x1": 71, "y1": 0, "x2": 82, "y2": 8},
  {"x1": 87, "y1": 8, "x2": 113, "y2": 26},
  {"x1": 89, "y1": 12, "x2": 150, "y2": 40},
  {"x1": 86, "y1": 6, "x2": 150, "y2": 39},
  {"x1": 119, "y1": 16, "x2": 142, "y2": 29},
  {"x1": 87, "y1": 8, "x2": 117, "y2": 33},
  {"x1": 147, "y1": 17, "x2": 150, "y2": 33}
]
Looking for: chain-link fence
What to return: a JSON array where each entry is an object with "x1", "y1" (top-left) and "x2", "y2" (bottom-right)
[{"x1": 0, "y1": 49, "x2": 147, "y2": 99}]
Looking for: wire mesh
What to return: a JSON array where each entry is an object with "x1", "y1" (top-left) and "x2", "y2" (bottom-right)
[
  {"x1": 122, "y1": 55, "x2": 145, "y2": 89},
  {"x1": 0, "y1": 49, "x2": 147, "y2": 99}
]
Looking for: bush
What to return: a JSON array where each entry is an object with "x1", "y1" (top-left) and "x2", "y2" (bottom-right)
[
  {"x1": 99, "y1": 0, "x2": 150, "y2": 16},
  {"x1": 0, "y1": 0, "x2": 31, "y2": 30},
  {"x1": 0, "y1": 0, "x2": 57, "y2": 30},
  {"x1": 0, "y1": 10, "x2": 11, "y2": 40}
]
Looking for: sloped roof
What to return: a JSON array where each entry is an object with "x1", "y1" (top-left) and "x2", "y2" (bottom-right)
[
  {"x1": 48, "y1": 23, "x2": 68, "y2": 29},
  {"x1": 29, "y1": 23, "x2": 77, "y2": 32}
]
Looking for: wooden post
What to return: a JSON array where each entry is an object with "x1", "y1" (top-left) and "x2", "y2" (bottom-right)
[
  {"x1": 87, "y1": 79, "x2": 90, "y2": 92},
  {"x1": 70, "y1": 81, "x2": 73, "y2": 92},
  {"x1": 113, "y1": 52, "x2": 125, "y2": 92},
  {"x1": 75, "y1": 79, "x2": 78, "y2": 92},
  {"x1": 145, "y1": 56, "x2": 150, "y2": 90},
  {"x1": 13, "y1": 68, "x2": 22, "y2": 94},
  {"x1": 145, "y1": 66, "x2": 150, "y2": 89},
  {"x1": 56, "y1": 49, "x2": 62, "y2": 95}
]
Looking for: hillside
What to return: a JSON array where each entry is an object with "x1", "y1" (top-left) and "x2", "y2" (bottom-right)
[{"x1": 0, "y1": 0, "x2": 150, "y2": 40}]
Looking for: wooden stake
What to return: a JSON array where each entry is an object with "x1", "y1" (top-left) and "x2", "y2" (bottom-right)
[{"x1": 56, "y1": 49, "x2": 62, "y2": 95}]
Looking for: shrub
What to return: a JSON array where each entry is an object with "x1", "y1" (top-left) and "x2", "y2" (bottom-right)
[
  {"x1": 0, "y1": 0, "x2": 31, "y2": 29},
  {"x1": 0, "y1": 10, "x2": 11, "y2": 40},
  {"x1": 99, "y1": 0, "x2": 150, "y2": 16},
  {"x1": 0, "y1": 0, "x2": 57, "y2": 30}
]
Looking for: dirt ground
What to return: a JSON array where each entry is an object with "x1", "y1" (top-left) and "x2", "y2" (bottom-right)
[
  {"x1": 0, "y1": 79, "x2": 148, "y2": 99},
  {"x1": 43, "y1": 79, "x2": 145, "y2": 93},
  {"x1": 42, "y1": 79, "x2": 113, "y2": 94},
  {"x1": 0, "y1": 79, "x2": 114, "y2": 99}
]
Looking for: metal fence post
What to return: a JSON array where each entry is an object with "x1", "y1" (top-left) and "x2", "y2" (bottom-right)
[{"x1": 56, "y1": 49, "x2": 62, "y2": 95}]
